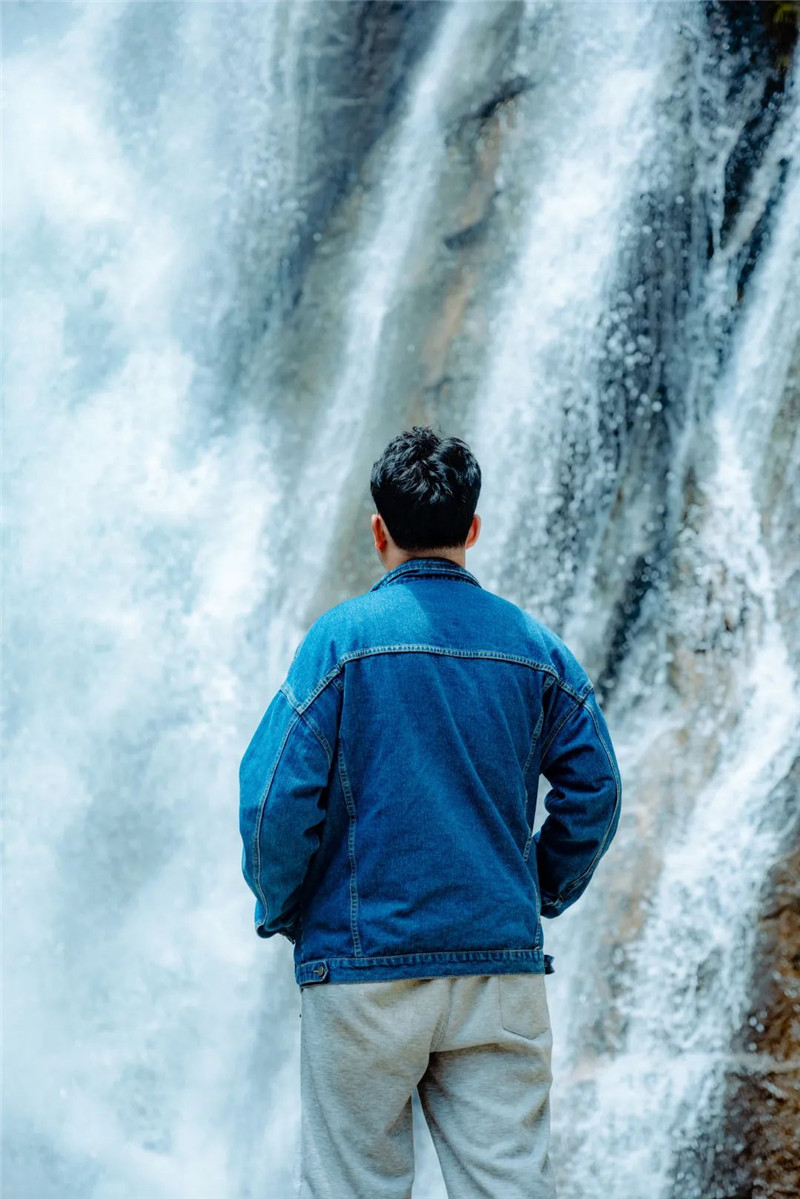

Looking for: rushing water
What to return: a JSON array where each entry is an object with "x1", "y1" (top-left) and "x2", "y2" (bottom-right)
[
  {"x1": 3, "y1": 4, "x2": 798, "y2": 1198},
  {"x1": 470, "y1": 2, "x2": 667, "y2": 600}
]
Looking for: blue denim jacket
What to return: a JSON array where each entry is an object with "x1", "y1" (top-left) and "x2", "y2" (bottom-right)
[{"x1": 239, "y1": 556, "x2": 622, "y2": 987}]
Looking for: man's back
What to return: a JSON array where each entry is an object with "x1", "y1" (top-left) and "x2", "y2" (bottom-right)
[
  {"x1": 240, "y1": 554, "x2": 622, "y2": 987},
  {"x1": 239, "y1": 424, "x2": 623, "y2": 1199}
]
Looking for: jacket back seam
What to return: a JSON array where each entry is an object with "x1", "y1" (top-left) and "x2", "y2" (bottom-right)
[
  {"x1": 252, "y1": 694, "x2": 302, "y2": 924},
  {"x1": 292, "y1": 647, "x2": 588, "y2": 712},
  {"x1": 280, "y1": 682, "x2": 335, "y2": 767},
  {"x1": 335, "y1": 739, "x2": 363, "y2": 957},
  {"x1": 539, "y1": 691, "x2": 587, "y2": 767},
  {"x1": 522, "y1": 706, "x2": 545, "y2": 830},
  {"x1": 522, "y1": 705, "x2": 546, "y2": 784}
]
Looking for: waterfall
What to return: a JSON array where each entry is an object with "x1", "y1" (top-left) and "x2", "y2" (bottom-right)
[
  {"x1": 3, "y1": 5, "x2": 303, "y2": 1196},
  {"x1": 469, "y1": 1, "x2": 668, "y2": 602},
  {"x1": 4, "y1": 4, "x2": 798, "y2": 1198},
  {"x1": 270, "y1": 0, "x2": 478, "y2": 638},
  {"x1": 552, "y1": 139, "x2": 800, "y2": 1199}
]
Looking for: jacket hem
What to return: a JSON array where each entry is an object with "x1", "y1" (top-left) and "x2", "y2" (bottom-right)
[{"x1": 296, "y1": 947, "x2": 554, "y2": 985}]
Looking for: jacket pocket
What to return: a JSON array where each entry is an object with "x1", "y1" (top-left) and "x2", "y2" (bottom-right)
[{"x1": 497, "y1": 974, "x2": 550, "y2": 1040}]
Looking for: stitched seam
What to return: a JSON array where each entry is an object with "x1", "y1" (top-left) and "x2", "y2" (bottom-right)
[
  {"x1": 431, "y1": 1000, "x2": 452, "y2": 1051},
  {"x1": 252, "y1": 695, "x2": 302, "y2": 923},
  {"x1": 283, "y1": 670, "x2": 343, "y2": 717},
  {"x1": 298, "y1": 947, "x2": 546, "y2": 966},
  {"x1": 371, "y1": 564, "x2": 482, "y2": 591},
  {"x1": 522, "y1": 706, "x2": 545, "y2": 828},
  {"x1": 539, "y1": 689, "x2": 587, "y2": 767},
  {"x1": 289, "y1": 650, "x2": 587, "y2": 709},
  {"x1": 340, "y1": 645, "x2": 577, "y2": 684},
  {"x1": 336, "y1": 740, "x2": 363, "y2": 957},
  {"x1": 522, "y1": 674, "x2": 555, "y2": 836},
  {"x1": 523, "y1": 708, "x2": 544, "y2": 784},
  {"x1": 281, "y1": 683, "x2": 335, "y2": 767},
  {"x1": 377, "y1": 573, "x2": 480, "y2": 590},
  {"x1": 303, "y1": 709, "x2": 333, "y2": 767},
  {"x1": 552, "y1": 699, "x2": 621, "y2": 904},
  {"x1": 347, "y1": 649, "x2": 584, "y2": 698}
]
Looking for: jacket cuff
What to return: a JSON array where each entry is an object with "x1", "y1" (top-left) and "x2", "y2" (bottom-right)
[{"x1": 540, "y1": 893, "x2": 565, "y2": 919}]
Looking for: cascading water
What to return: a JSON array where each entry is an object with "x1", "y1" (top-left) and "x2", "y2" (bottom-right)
[
  {"x1": 4, "y1": 4, "x2": 798, "y2": 1198},
  {"x1": 549, "y1": 144, "x2": 800, "y2": 1199},
  {"x1": 270, "y1": 0, "x2": 479, "y2": 639},
  {"x1": 3, "y1": 5, "x2": 313, "y2": 1197},
  {"x1": 469, "y1": 1, "x2": 668, "y2": 601}
]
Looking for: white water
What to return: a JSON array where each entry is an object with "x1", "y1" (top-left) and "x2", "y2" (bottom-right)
[
  {"x1": 537, "y1": 56, "x2": 800, "y2": 1199},
  {"x1": 553, "y1": 405, "x2": 800, "y2": 1199},
  {"x1": 468, "y1": 0, "x2": 667, "y2": 600},
  {"x1": 270, "y1": 0, "x2": 480, "y2": 641},
  {"x1": 3, "y1": 6, "x2": 304, "y2": 1197},
  {"x1": 3, "y1": 5, "x2": 798, "y2": 1199}
]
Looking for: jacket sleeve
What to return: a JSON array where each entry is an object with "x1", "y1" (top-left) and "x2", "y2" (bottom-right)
[
  {"x1": 239, "y1": 681, "x2": 339, "y2": 941},
  {"x1": 534, "y1": 682, "x2": 622, "y2": 918}
]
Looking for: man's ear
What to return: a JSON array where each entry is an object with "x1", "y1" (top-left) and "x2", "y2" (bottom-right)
[
  {"x1": 465, "y1": 513, "x2": 481, "y2": 549},
  {"x1": 372, "y1": 512, "x2": 388, "y2": 552}
]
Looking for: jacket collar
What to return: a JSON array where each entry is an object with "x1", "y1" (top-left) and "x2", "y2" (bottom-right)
[{"x1": 369, "y1": 556, "x2": 482, "y2": 593}]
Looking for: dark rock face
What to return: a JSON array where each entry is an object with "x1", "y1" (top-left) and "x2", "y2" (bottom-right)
[
  {"x1": 759, "y1": 332, "x2": 800, "y2": 679},
  {"x1": 593, "y1": 2, "x2": 799, "y2": 704},
  {"x1": 686, "y1": 14, "x2": 800, "y2": 1195},
  {"x1": 192, "y1": 0, "x2": 446, "y2": 391},
  {"x1": 705, "y1": 1, "x2": 799, "y2": 314},
  {"x1": 690, "y1": 758, "x2": 800, "y2": 1199},
  {"x1": 274, "y1": 0, "x2": 446, "y2": 317}
]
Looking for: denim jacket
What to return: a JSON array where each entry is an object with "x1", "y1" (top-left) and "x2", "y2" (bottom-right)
[{"x1": 239, "y1": 556, "x2": 622, "y2": 987}]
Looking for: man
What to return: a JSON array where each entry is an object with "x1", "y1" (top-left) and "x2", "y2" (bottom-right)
[{"x1": 239, "y1": 425, "x2": 622, "y2": 1199}]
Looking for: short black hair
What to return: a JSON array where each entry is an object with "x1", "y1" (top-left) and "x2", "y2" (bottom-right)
[{"x1": 369, "y1": 426, "x2": 481, "y2": 553}]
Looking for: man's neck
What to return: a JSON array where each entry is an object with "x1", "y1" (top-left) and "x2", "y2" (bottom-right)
[{"x1": 386, "y1": 549, "x2": 466, "y2": 570}]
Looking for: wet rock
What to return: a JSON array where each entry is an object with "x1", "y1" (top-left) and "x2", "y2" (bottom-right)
[{"x1": 692, "y1": 760, "x2": 800, "y2": 1198}]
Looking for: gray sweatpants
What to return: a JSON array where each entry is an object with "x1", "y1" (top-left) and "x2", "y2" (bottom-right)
[{"x1": 298, "y1": 973, "x2": 556, "y2": 1199}]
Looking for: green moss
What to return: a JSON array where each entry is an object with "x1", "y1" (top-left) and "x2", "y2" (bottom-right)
[
  {"x1": 772, "y1": 2, "x2": 800, "y2": 25},
  {"x1": 767, "y1": 1, "x2": 800, "y2": 73}
]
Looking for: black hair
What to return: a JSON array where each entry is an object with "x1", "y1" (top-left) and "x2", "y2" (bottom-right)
[{"x1": 369, "y1": 426, "x2": 481, "y2": 553}]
